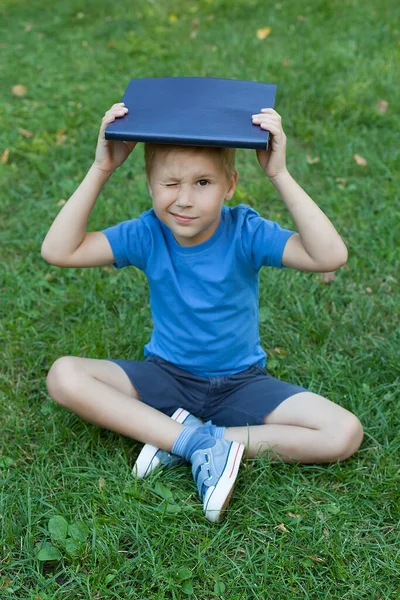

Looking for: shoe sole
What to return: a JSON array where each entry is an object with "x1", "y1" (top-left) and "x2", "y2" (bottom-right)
[
  {"x1": 203, "y1": 441, "x2": 245, "y2": 523},
  {"x1": 132, "y1": 408, "x2": 190, "y2": 478}
]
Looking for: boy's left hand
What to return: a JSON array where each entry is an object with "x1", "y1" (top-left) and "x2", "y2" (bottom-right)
[{"x1": 252, "y1": 108, "x2": 288, "y2": 180}]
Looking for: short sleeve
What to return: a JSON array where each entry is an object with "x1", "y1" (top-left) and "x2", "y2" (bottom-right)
[
  {"x1": 241, "y1": 207, "x2": 295, "y2": 270},
  {"x1": 102, "y1": 217, "x2": 152, "y2": 271}
]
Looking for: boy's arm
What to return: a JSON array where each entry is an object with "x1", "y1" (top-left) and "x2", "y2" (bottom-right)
[
  {"x1": 252, "y1": 109, "x2": 348, "y2": 272},
  {"x1": 271, "y1": 171, "x2": 348, "y2": 272},
  {"x1": 41, "y1": 165, "x2": 114, "y2": 267},
  {"x1": 41, "y1": 103, "x2": 135, "y2": 268}
]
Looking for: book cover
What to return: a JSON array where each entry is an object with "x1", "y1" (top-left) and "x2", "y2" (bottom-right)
[{"x1": 105, "y1": 77, "x2": 276, "y2": 150}]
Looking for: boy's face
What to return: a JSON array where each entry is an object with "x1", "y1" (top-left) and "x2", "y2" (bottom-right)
[{"x1": 147, "y1": 148, "x2": 237, "y2": 247}]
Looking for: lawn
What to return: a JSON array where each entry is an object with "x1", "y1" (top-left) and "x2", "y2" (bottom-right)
[{"x1": 0, "y1": 0, "x2": 399, "y2": 598}]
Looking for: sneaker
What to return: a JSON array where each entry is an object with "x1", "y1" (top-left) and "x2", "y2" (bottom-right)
[
  {"x1": 190, "y1": 438, "x2": 244, "y2": 523},
  {"x1": 132, "y1": 408, "x2": 202, "y2": 478}
]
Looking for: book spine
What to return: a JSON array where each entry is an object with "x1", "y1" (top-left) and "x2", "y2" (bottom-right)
[{"x1": 105, "y1": 130, "x2": 269, "y2": 150}]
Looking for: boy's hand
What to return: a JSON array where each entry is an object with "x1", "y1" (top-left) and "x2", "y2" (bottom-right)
[
  {"x1": 252, "y1": 109, "x2": 288, "y2": 180},
  {"x1": 94, "y1": 103, "x2": 136, "y2": 174}
]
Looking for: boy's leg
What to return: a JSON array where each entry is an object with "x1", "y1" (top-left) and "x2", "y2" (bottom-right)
[
  {"x1": 133, "y1": 408, "x2": 202, "y2": 478},
  {"x1": 46, "y1": 356, "x2": 183, "y2": 450},
  {"x1": 223, "y1": 391, "x2": 363, "y2": 463},
  {"x1": 47, "y1": 355, "x2": 244, "y2": 521}
]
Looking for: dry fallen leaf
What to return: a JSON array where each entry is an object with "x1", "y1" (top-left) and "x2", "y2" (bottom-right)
[
  {"x1": 24, "y1": 23, "x2": 33, "y2": 32},
  {"x1": 257, "y1": 27, "x2": 272, "y2": 40},
  {"x1": 353, "y1": 154, "x2": 367, "y2": 167},
  {"x1": 18, "y1": 128, "x2": 33, "y2": 137},
  {"x1": 336, "y1": 177, "x2": 347, "y2": 190},
  {"x1": 1, "y1": 578, "x2": 12, "y2": 590},
  {"x1": 306, "y1": 154, "x2": 320, "y2": 164},
  {"x1": 376, "y1": 99, "x2": 388, "y2": 113},
  {"x1": 103, "y1": 266, "x2": 113, "y2": 273},
  {"x1": 12, "y1": 84, "x2": 27, "y2": 97},
  {"x1": 98, "y1": 476, "x2": 105, "y2": 488},
  {"x1": 310, "y1": 556, "x2": 325, "y2": 563},
  {"x1": 276, "y1": 523, "x2": 289, "y2": 533},
  {"x1": 288, "y1": 512, "x2": 301, "y2": 518},
  {"x1": 1, "y1": 149, "x2": 9, "y2": 164},
  {"x1": 274, "y1": 347, "x2": 287, "y2": 355},
  {"x1": 309, "y1": 496, "x2": 320, "y2": 504},
  {"x1": 56, "y1": 129, "x2": 67, "y2": 145},
  {"x1": 56, "y1": 199, "x2": 66, "y2": 206},
  {"x1": 297, "y1": 15, "x2": 306, "y2": 21},
  {"x1": 366, "y1": 287, "x2": 373, "y2": 294},
  {"x1": 321, "y1": 272, "x2": 336, "y2": 284}
]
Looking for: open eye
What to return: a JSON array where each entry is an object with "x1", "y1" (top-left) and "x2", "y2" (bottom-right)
[{"x1": 197, "y1": 179, "x2": 210, "y2": 187}]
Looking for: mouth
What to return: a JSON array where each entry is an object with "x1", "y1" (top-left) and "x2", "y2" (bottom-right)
[{"x1": 170, "y1": 213, "x2": 198, "y2": 224}]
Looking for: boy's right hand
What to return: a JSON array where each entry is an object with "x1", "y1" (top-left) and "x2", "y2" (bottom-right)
[{"x1": 93, "y1": 103, "x2": 136, "y2": 174}]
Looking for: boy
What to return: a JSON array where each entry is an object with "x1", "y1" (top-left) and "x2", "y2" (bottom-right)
[{"x1": 42, "y1": 102, "x2": 363, "y2": 522}]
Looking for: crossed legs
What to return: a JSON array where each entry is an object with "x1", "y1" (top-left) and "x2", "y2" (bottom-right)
[
  {"x1": 226, "y1": 393, "x2": 363, "y2": 462},
  {"x1": 46, "y1": 356, "x2": 183, "y2": 451},
  {"x1": 46, "y1": 356, "x2": 363, "y2": 463}
]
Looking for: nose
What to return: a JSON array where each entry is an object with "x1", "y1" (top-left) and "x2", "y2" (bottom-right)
[{"x1": 175, "y1": 185, "x2": 193, "y2": 208}]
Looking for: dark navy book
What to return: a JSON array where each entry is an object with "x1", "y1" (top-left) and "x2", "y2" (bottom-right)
[{"x1": 105, "y1": 77, "x2": 277, "y2": 150}]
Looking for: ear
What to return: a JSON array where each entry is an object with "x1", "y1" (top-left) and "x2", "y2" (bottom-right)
[
  {"x1": 224, "y1": 169, "x2": 238, "y2": 201},
  {"x1": 147, "y1": 179, "x2": 153, "y2": 198}
]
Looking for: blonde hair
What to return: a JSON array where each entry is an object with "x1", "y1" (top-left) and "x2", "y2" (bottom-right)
[{"x1": 144, "y1": 144, "x2": 236, "y2": 181}]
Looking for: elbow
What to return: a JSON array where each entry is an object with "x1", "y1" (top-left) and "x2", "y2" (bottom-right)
[
  {"x1": 41, "y1": 241, "x2": 56, "y2": 265},
  {"x1": 41, "y1": 241, "x2": 52, "y2": 264},
  {"x1": 322, "y1": 243, "x2": 348, "y2": 272},
  {"x1": 334, "y1": 242, "x2": 348, "y2": 269},
  {"x1": 339, "y1": 249, "x2": 348, "y2": 268},
  {"x1": 41, "y1": 241, "x2": 66, "y2": 266}
]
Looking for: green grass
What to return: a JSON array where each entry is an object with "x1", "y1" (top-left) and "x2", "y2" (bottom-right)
[{"x1": 1, "y1": 0, "x2": 399, "y2": 597}]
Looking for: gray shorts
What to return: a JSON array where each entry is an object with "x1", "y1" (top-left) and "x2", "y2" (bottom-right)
[{"x1": 109, "y1": 355, "x2": 307, "y2": 427}]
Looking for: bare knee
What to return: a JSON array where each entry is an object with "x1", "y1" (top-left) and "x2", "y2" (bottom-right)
[
  {"x1": 46, "y1": 356, "x2": 82, "y2": 407},
  {"x1": 330, "y1": 414, "x2": 364, "y2": 461}
]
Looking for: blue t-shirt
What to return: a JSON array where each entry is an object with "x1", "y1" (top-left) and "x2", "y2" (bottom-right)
[{"x1": 102, "y1": 204, "x2": 294, "y2": 377}]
